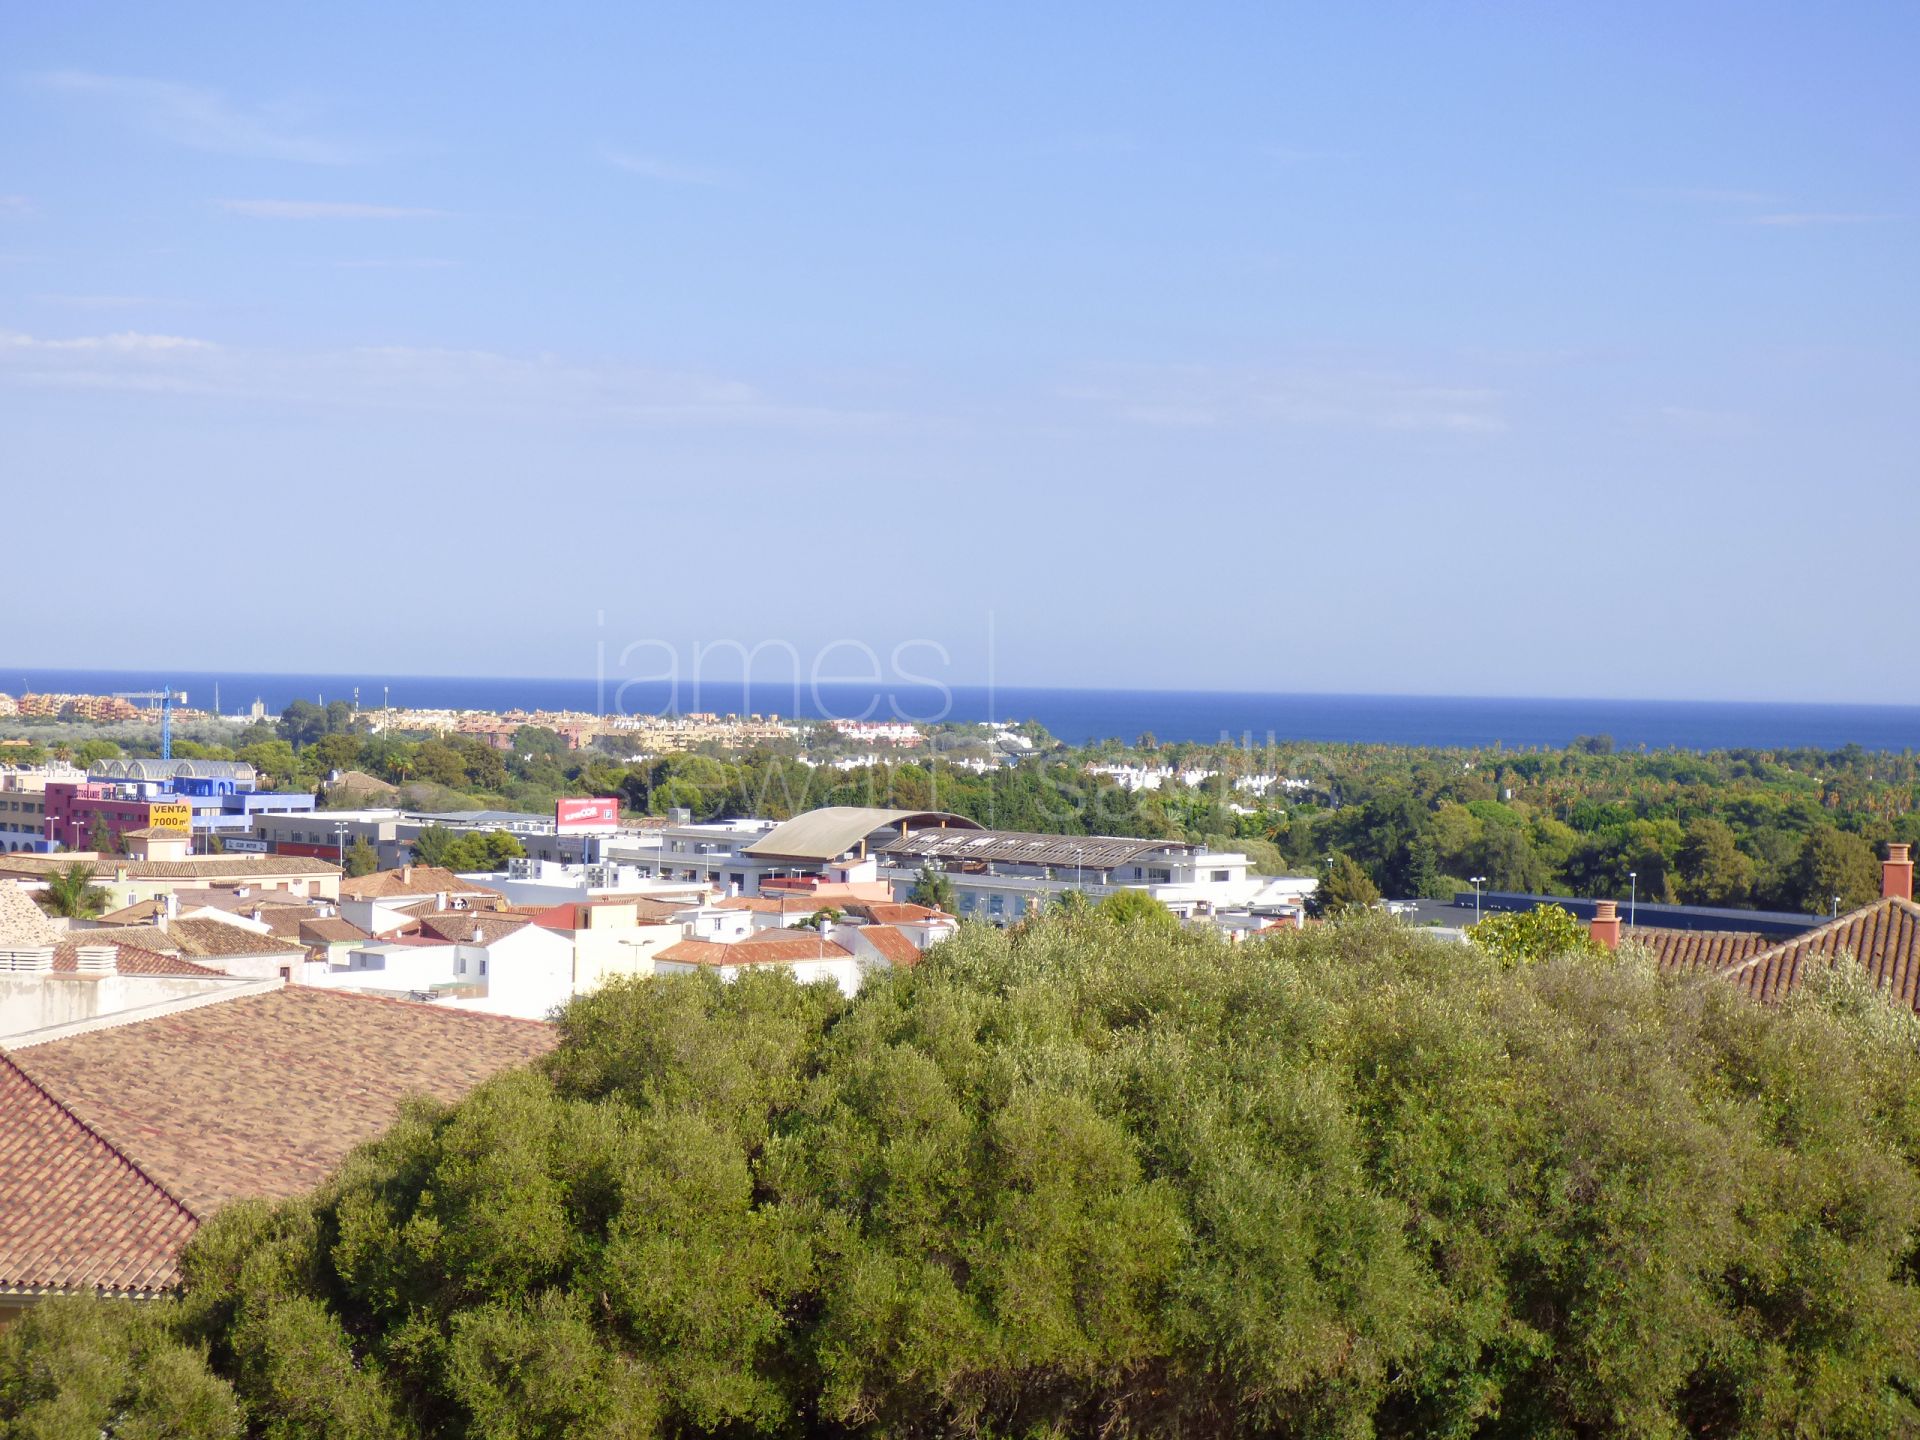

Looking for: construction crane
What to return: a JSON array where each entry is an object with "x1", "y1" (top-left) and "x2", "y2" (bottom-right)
[{"x1": 113, "y1": 689, "x2": 186, "y2": 760}]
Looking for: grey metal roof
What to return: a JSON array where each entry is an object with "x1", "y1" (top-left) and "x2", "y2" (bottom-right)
[
  {"x1": 874, "y1": 828, "x2": 1192, "y2": 872},
  {"x1": 91, "y1": 759, "x2": 258, "y2": 784},
  {"x1": 1462, "y1": 891, "x2": 1823, "y2": 938},
  {"x1": 742, "y1": 807, "x2": 979, "y2": 862},
  {"x1": 407, "y1": 810, "x2": 550, "y2": 827}
]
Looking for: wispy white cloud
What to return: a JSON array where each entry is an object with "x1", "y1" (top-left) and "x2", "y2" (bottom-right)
[
  {"x1": 35, "y1": 71, "x2": 356, "y2": 164},
  {"x1": 0, "y1": 329, "x2": 211, "y2": 352},
  {"x1": 604, "y1": 149, "x2": 730, "y2": 187},
  {"x1": 0, "y1": 326, "x2": 906, "y2": 432},
  {"x1": 1069, "y1": 363, "x2": 1508, "y2": 436},
  {"x1": 1741, "y1": 211, "x2": 1887, "y2": 228},
  {"x1": 218, "y1": 199, "x2": 445, "y2": 220},
  {"x1": 0, "y1": 195, "x2": 37, "y2": 218}
]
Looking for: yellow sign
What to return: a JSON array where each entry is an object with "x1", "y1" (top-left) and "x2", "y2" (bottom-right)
[{"x1": 147, "y1": 802, "x2": 192, "y2": 833}]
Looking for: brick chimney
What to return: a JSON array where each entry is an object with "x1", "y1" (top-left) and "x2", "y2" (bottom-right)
[
  {"x1": 1885, "y1": 842, "x2": 1914, "y2": 903},
  {"x1": 1590, "y1": 899, "x2": 1621, "y2": 950}
]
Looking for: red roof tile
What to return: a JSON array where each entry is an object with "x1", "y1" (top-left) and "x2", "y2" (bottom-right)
[
  {"x1": 0, "y1": 1058, "x2": 198, "y2": 1297},
  {"x1": 51, "y1": 941, "x2": 223, "y2": 979},
  {"x1": 8, "y1": 987, "x2": 556, "y2": 1219},
  {"x1": 413, "y1": 912, "x2": 530, "y2": 945},
  {"x1": 1720, "y1": 897, "x2": 1920, "y2": 1011},
  {"x1": 845, "y1": 901, "x2": 953, "y2": 925},
  {"x1": 162, "y1": 916, "x2": 305, "y2": 960},
  {"x1": 339, "y1": 867, "x2": 503, "y2": 901},
  {"x1": 856, "y1": 925, "x2": 921, "y2": 966},
  {"x1": 658, "y1": 936, "x2": 853, "y2": 966},
  {"x1": 1626, "y1": 927, "x2": 1773, "y2": 976}
]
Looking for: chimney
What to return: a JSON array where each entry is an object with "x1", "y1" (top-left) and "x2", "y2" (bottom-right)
[
  {"x1": 1885, "y1": 842, "x2": 1914, "y2": 903},
  {"x1": 401, "y1": 865, "x2": 413, "y2": 884},
  {"x1": 1590, "y1": 899, "x2": 1621, "y2": 950},
  {"x1": 163, "y1": 893, "x2": 178, "y2": 920},
  {"x1": 74, "y1": 944, "x2": 116, "y2": 974},
  {"x1": 435, "y1": 891, "x2": 447, "y2": 912},
  {"x1": 0, "y1": 947, "x2": 55, "y2": 974}
]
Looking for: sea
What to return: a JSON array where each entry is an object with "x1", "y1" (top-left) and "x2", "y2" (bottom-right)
[{"x1": 7, "y1": 668, "x2": 1920, "y2": 753}]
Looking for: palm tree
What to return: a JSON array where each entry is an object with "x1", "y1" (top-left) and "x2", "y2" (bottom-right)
[{"x1": 39, "y1": 862, "x2": 109, "y2": 920}]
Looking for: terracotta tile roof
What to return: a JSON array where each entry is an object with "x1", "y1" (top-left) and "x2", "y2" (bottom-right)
[
  {"x1": 175, "y1": 887, "x2": 318, "y2": 913},
  {"x1": 133, "y1": 857, "x2": 342, "y2": 879},
  {"x1": 659, "y1": 935, "x2": 853, "y2": 965},
  {"x1": 60, "y1": 925, "x2": 185, "y2": 954},
  {"x1": 50, "y1": 941, "x2": 223, "y2": 979},
  {"x1": 412, "y1": 913, "x2": 530, "y2": 945},
  {"x1": 338, "y1": 867, "x2": 503, "y2": 901},
  {"x1": 1626, "y1": 927, "x2": 1773, "y2": 976},
  {"x1": 95, "y1": 899, "x2": 166, "y2": 926},
  {"x1": 856, "y1": 925, "x2": 921, "y2": 966},
  {"x1": 1719, "y1": 897, "x2": 1920, "y2": 1012},
  {"x1": 7, "y1": 987, "x2": 557, "y2": 1219},
  {"x1": 258, "y1": 909, "x2": 312, "y2": 939},
  {"x1": 162, "y1": 917, "x2": 305, "y2": 960},
  {"x1": 0, "y1": 1058, "x2": 197, "y2": 1297},
  {"x1": 844, "y1": 901, "x2": 953, "y2": 925},
  {"x1": 0, "y1": 883, "x2": 60, "y2": 947},
  {"x1": 328, "y1": 770, "x2": 397, "y2": 794}
]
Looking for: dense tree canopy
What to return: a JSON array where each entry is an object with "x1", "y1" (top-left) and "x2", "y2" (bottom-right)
[{"x1": 9, "y1": 914, "x2": 1919, "y2": 1438}]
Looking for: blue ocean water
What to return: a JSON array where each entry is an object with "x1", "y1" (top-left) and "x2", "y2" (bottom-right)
[{"x1": 7, "y1": 668, "x2": 1920, "y2": 752}]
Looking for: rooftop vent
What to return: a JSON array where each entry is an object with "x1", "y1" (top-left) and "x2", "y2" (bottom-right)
[{"x1": 74, "y1": 945, "x2": 116, "y2": 974}]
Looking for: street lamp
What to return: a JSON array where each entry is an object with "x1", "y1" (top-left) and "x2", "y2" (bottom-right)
[
  {"x1": 333, "y1": 822, "x2": 348, "y2": 868},
  {"x1": 1629, "y1": 871, "x2": 1637, "y2": 928},
  {"x1": 1470, "y1": 875, "x2": 1487, "y2": 925}
]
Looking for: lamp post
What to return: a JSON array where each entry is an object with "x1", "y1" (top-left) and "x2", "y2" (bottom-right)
[
  {"x1": 333, "y1": 822, "x2": 348, "y2": 868},
  {"x1": 1470, "y1": 875, "x2": 1487, "y2": 925},
  {"x1": 1629, "y1": 871, "x2": 1638, "y2": 928}
]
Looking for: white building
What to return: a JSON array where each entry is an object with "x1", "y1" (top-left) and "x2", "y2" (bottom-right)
[{"x1": 873, "y1": 827, "x2": 1315, "y2": 925}]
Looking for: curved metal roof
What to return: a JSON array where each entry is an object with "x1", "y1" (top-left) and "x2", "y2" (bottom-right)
[
  {"x1": 742, "y1": 807, "x2": 980, "y2": 862},
  {"x1": 91, "y1": 759, "x2": 258, "y2": 784}
]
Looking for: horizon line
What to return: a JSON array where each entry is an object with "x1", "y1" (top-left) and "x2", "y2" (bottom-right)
[{"x1": 5, "y1": 663, "x2": 1920, "y2": 716}]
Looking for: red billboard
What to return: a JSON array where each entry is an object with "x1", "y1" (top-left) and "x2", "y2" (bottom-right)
[{"x1": 556, "y1": 797, "x2": 620, "y2": 832}]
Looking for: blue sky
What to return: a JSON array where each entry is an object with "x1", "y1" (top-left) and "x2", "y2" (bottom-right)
[{"x1": 4, "y1": 4, "x2": 1916, "y2": 702}]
